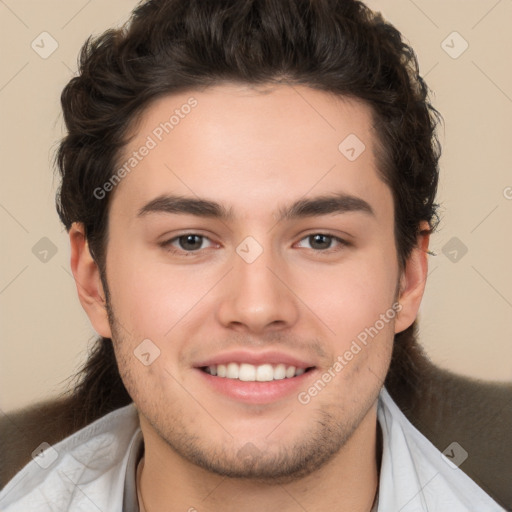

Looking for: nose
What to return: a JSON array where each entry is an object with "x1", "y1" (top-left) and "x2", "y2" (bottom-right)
[{"x1": 215, "y1": 243, "x2": 300, "y2": 335}]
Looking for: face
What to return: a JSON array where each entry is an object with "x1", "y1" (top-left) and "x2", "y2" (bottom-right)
[{"x1": 79, "y1": 84, "x2": 420, "y2": 483}]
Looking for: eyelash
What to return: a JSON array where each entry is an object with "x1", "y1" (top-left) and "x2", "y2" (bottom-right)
[{"x1": 159, "y1": 233, "x2": 350, "y2": 256}]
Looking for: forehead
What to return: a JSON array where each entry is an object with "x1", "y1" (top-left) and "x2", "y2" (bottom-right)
[{"x1": 111, "y1": 83, "x2": 391, "y2": 220}]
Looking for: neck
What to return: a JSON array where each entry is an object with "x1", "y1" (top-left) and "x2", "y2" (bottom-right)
[{"x1": 137, "y1": 404, "x2": 380, "y2": 512}]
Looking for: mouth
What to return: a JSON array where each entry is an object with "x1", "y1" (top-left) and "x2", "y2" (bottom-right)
[
  {"x1": 199, "y1": 363, "x2": 315, "y2": 382},
  {"x1": 194, "y1": 352, "x2": 318, "y2": 404}
]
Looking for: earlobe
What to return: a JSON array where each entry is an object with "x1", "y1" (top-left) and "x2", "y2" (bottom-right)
[
  {"x1": 394, "y1": 221, "x2": 431, "y2": 334},
  {"x1": 69, "y1": 222, "x2": 112, "y2": 338}
]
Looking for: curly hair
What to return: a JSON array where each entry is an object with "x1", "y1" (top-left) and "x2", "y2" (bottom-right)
[{"x1": 55, "y1": 0, "x2": 441, "y2": 425}]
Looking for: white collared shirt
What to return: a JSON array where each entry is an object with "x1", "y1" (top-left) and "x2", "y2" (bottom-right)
[{"x1": 0, "y1": 388, "x2": 506, "y2": 511}]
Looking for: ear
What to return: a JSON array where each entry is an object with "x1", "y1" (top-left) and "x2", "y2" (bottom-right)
[
  {"x1": 394, "y1": 221, "x2": 431, "y2": 334},
  {"x1": 69, "y1": 222, "x2": 112, "y2": 338}
]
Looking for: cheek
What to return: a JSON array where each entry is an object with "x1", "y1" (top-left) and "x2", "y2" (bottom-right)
[
  {"x1": 106, "y1": 245, "x2": 220, "y2": 343},
  {"x1": 299, "y1": 246, "x2": 399, "y2": 341}
]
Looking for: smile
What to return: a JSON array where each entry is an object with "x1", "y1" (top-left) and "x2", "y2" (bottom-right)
[{"x1": 201, "y1": 363, "x2": 313, "y2": 382}]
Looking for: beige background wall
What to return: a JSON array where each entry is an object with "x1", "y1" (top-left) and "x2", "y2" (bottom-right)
[{"x1": 1, "y1": 0, "x2": 511, "y2": 413}]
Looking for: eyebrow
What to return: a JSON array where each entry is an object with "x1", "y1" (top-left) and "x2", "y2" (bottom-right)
[{"x1": 137, "y1": 193, "x2": 375, "y2": 221}]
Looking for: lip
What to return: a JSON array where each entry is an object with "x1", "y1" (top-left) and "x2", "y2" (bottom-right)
[
  {"x1": 195, "y1": 366, "x2": 318, "y2": 405},
  {"x1": 193, "y1": 349, "x2": 315, "y2": 370}
]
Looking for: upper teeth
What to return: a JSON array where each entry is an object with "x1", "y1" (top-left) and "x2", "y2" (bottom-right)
[{"x1": 204, "y1": 363, "x2": 306, "y2": 382}]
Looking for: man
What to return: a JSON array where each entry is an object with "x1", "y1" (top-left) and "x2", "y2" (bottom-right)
[{"x1": 0, "y1": 0, "x2": 508, "y2": 510}]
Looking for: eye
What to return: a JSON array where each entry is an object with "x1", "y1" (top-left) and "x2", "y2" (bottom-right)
[
  {"x1": 295, "y1": 233, "x2": 349, "y2": 252},
  {"x1": 161, "y1": 234, "x2": 214, "y2": 253}
]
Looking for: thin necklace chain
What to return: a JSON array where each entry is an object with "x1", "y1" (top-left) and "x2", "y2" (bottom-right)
[{"x1": 136, "y1": 456, "x2": 147, "y2": 512}]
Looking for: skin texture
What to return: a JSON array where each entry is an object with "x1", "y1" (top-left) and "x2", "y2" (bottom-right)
[{"x1": 70, "y1": 84, "x2": 429, "y2": 512}]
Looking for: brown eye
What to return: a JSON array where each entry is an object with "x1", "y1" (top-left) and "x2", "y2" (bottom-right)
[
  {"x1": 295, "y1": 233, "x2": 349, "y2": 254},
  {"x1": 161, "y1": 233, "x2": 214, "y2": 254},
  {"x1": 308, "y1": 234, "x2": 333, "y2": 250},
  {"x1": 177, "y1": 234, "x2": 204, "y2": 251}
]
